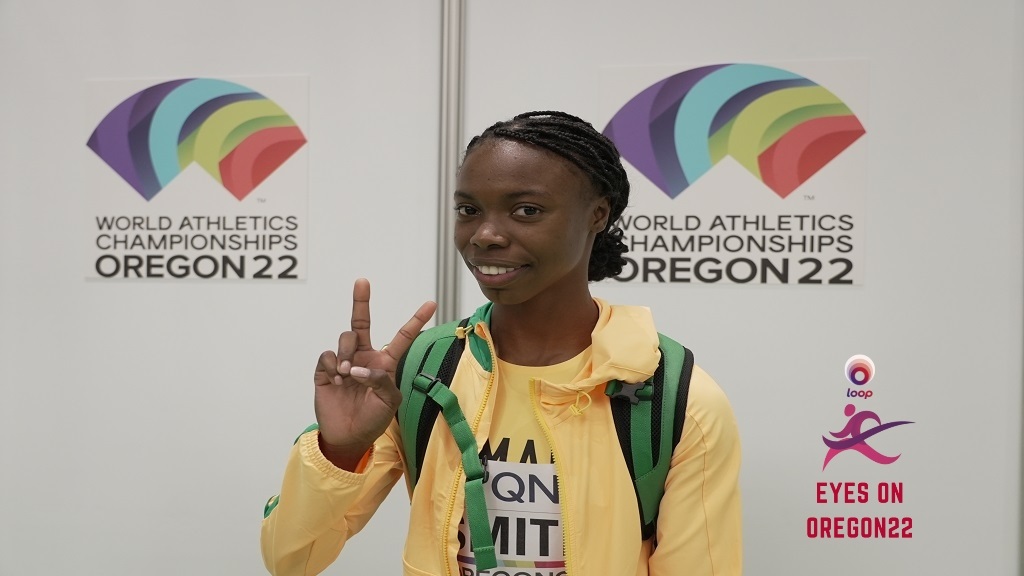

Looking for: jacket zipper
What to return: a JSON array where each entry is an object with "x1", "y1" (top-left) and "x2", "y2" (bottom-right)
[
  {"x1": 442, "y1": 327, "x2": 498, "y2": 576},
  {"x1": 530, "y1": 378, "x2": 575, "y2": 575}
]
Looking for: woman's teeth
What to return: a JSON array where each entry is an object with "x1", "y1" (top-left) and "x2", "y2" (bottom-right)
[{"x1": 478, "y1": 266, "x2": 517, "y2": 275}]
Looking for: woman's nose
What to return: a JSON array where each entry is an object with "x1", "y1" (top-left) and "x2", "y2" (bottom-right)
[{"x1": 470, "y1": 220, "x2": 509, "y2": 248}]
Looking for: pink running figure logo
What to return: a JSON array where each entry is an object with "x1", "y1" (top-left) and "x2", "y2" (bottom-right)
[{"x1": 823, "y1": 404, "x2": 913, "y2": 470}]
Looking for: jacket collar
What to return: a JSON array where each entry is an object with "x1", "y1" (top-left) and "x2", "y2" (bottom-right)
[{"x1": 464, "y1": 298, "x2": 661, "y2": 392}]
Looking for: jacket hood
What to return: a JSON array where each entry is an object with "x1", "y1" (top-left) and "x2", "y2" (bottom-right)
[{"x1": 464, "y1": 298, "x2": 662, "y2": 397}]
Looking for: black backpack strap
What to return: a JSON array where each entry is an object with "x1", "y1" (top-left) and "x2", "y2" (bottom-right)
[{"x1": 673, "y1": 345, "x2": 694, "y2": 447}]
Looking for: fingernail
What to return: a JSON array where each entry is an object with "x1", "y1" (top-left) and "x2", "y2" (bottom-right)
[
  {"x1": 333, "y1": 375, "x2": 342, "y2": 386},
  {"x1": 338, "y1": 360, "x2": 351, "y2": 375},
  {"x1": 350, "y1": 366, "x2": 371, "y2": 378}
]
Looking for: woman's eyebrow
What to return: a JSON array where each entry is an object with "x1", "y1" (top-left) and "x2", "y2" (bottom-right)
[{"x1": 453, "y1": 189, "x2": 551, "y2": 200}]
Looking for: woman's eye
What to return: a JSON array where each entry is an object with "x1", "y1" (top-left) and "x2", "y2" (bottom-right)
[
  {"x1": 513, "y1": 206, "x2": 541, "y2": 217},
  {"x1": 455, "y1": 205, "x2": 478, "y2": 216}
]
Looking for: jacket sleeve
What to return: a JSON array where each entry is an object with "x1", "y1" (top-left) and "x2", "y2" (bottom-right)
[
  {"x1": 260, "y1": 421, "x2": 407, "y2": 576},
  {"x1": 649, "y1": 365, "x2": 743, "y2": 576}
]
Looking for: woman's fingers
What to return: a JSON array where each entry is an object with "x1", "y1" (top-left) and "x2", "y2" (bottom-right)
[
  {"x1": 320, "y1": 283, "x2": 435, "y2": 399},
  {"x1": 336, "y1": 330, "x2": 358, "y2": 367},
  {"x1": 347, "y1": 366, "x2": 402, "y2": 405},
  {"x1": 350, "y1": 278, "x2": 373, "y2": 351},
  {"x1": 315, "y1": 349, "x2": 339, "y2": 386},
  {"x1": 381, "y1": 300, "x2": 437, "y2": 361}
]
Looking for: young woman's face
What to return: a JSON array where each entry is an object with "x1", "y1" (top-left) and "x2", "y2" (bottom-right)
[{"x1": 454, "y1": 138, "x2": 610, "y2": 307}]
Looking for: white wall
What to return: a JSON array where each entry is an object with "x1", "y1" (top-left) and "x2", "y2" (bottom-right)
[{"x1": 0, "y1": 2, "x2": 439, "y2": 574}]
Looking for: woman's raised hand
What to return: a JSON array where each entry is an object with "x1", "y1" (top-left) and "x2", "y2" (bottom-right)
[{"x1": 313, "y1": 278, "x2": 436, "y2": 469}]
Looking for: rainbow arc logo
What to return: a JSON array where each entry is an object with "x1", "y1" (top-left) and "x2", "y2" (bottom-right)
[
  {"x1": 87, "y1": 78, "x2": 307, "y2": 201},
  {"x1": 604, "y1": 64, "x2": 865, "y2": 199}
]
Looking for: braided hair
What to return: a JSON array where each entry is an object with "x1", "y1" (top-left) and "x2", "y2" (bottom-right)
[{"x1": 463, "y1": 111, "x2": 630, "y2": 281}]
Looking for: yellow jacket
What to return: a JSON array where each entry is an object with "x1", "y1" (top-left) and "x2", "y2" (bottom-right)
[{"x1": 262, "y1": 299, "x2": 742, "y2": 575}]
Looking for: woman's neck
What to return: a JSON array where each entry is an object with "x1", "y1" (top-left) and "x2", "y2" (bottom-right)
[{"x1": 489, "y1": 293, "x2": 598, "y2": 366}]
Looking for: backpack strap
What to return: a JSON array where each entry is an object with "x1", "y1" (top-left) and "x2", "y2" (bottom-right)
[
  {"x1": 396, "y1": 318, "x2": 498, "y2": 571},
  {"x1": 397, "y1": 318, "x2": 467, "y2": 487},
  {"x1": 606, "y1": 334, "x2": 694, "y2": 540}
]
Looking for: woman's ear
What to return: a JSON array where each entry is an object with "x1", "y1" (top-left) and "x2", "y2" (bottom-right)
[{"x1": 591, "y1": 196, "x2": 611, "y2": 233}]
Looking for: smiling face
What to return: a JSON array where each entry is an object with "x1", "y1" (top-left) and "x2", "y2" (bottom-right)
[{"x1": 454, "y1": 139, "x2": 610, "y2": 308}]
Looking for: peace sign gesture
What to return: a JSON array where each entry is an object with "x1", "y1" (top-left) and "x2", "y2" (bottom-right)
[{"x1": 313, "y1": 278, "x2": 437, "y2": 470}]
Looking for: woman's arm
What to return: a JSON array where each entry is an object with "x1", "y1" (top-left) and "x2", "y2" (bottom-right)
[
  {"x1": 261, "y1": 422, "x2": 406, "y2": 576},
  {"x1": 649, "y1": 365, "x2": 743, "y2": 575}
]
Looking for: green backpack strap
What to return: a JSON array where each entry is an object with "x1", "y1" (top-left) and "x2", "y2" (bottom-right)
[
  {"x1": 397, "y1": 318, "x2": 467, "y2": 486},
  {"x1": 396, "y1": 318, "x2": 498, "y2": 571},
  {"x1": 605, "y1": 334, "x2": 694, "y2": 540}
]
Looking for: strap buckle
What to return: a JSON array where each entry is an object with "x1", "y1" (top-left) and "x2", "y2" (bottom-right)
[
  {"x1": 606, "y1": 381, "x2": 654, "y2": 405},
  {"x1": 412, "y1": 373, "x2": 443, "y2": 393},
  {"x1": 466, "y1": 455, "x2": 489, "y2": 483}
]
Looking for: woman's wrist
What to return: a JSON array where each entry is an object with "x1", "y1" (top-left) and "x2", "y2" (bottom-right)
[{"x1": 317, "y1": 435, "x2": 372, "y2": 471}]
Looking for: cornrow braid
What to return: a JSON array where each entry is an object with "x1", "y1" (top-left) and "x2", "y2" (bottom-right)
[{"x1": 463, "y1": 111, "x2": 630, "y2": 281}]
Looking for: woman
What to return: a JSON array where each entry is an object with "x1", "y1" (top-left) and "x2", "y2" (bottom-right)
[{"x1": 262, "y1": 112, "x2": 742, "y2": 575}]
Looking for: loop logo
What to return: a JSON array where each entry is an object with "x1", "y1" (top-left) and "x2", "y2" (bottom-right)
[
  {"x1": 845, "y1": 354, "x2": 875, "y2": 398},
  {"x1": 603, "y1": 63, "x2": 865, "y2": 199},
  {"x1": 87, "y1": 78, "x2": 307, "y2": 201}
]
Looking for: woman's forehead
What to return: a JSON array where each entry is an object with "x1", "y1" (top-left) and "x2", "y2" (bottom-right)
[{"x1": 458, "y1": 138, "x2": 591, "y2": 192}]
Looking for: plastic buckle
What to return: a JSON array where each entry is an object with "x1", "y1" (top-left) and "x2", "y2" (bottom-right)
[
  {"x1": 606, "y1": 381, "x2": 653, "y2": 405},
  {"x1": 413, "y1": 373, "x2": 442, "y2": 393},
  {"x1": 467, "y1": 455, "x2": 489, "y2": 483}
]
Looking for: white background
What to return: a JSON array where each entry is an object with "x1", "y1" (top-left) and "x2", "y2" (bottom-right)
[
  {"x1": 1, "y1": 2, "x2": 439, "y2": 574},
  {"x1": 1, "y1": 1, "x2": 1021, "y2": 575}
]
